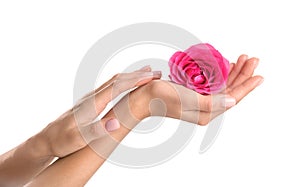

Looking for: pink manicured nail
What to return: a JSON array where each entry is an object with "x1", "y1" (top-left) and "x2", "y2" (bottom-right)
[
  {"x1": 105, "y1": 119, "x2": 120, "y2": 132},
  {"x1": 152, "y1": 71, "x2": 162, "y2": 78},
  {"x1": 141, "y1": 71, "x2": 162, "y2": 78},
  {"x1": 222, "y1": 96, "x2": 236, "y2": 107}
]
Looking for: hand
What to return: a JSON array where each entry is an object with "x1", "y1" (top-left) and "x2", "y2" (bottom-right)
[
  {"x1": 37, "y1": 67, "x2": 161, "y2": 157},
  {"x1": 126, "y1": 55, "x2": 263, "y2": 125},
  {"x1": 21, "y1": 55, "x2": 262, "y2": 187}
]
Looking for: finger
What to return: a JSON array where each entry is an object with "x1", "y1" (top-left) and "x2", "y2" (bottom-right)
[
  {"x1": 77, "y1": 74, "x2": 119, "y2": 103},
  {"x1": 95, "y1": 65, "x2": 151, "y2": 93},
  {"x1": 180, "y1": 99, "x2": 229, "y2": 126},
  {"x1": 173, "y1": 109, "x2": 223, "y2": 126},
  {"x1": 97, "y1": 66, "x2": 152, "y2": 92},
  {"x1": 73, "y1": 66, "x2": 161, "y2": 125},
  {"x1": 167, "y1": 82, "x2": 236, "y2": 112},
  {"x1": 229, "y1": 63, "x2": 235, "y2": 74},
  {"x1": 228, "y1": 58, "x2": 259, "y2": 89},
  {"x1": 195, "y1": 94, "x2": 236, "y2": 112},
  {"x1": 79, "y1": 66, "x2": 153, "y2": 102},
  {"x1": 135, "y1": 74, "x2": 161, "y2": 86},
  {"x1": 93, "y1": 71, "x2": 161, "y2": 115},
  {"x1": 179, "y1": 110, "x2": 211, "y2": 126},
  {"x1": 228, "y1": 75, "x2": 264, "y2": 103},
  {"x1": 210, "y1": 76, "x2": 263, "y2": 120},
  {"x1": 135, "y1": 65, "x2": 152, "y2": 72},
  {"x1": 80, "y1": 118, "x2": 120, "y2": 143},
  {"x1": 227, "y1": 54, "x2": 248, "y2": 86},
  {"x1": 96, "y1": 65, "x2": 152, "y2": 92},
  {"x1": 94, "y1": 74, "x2": 119, "y2": 93},
  {"x1": 209, "y1": 97, "x2": 238, "y2": 121},
  {"x1": 209, "y1": 75, "x2": 263, "y2": 122},
  {"x1": 76, "y1": 70, "x2": 162, "y2": 124}
]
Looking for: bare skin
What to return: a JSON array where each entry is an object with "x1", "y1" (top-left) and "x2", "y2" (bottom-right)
[
  {"x1": 27, "y1": 55, "x2": 263, "y2": 186},
  {"x1": 0, "y1": 66, "x2": 162, "y2": 187},
  {"x1": 0, "y1": 55, "x2": 263, "y2": 187}
]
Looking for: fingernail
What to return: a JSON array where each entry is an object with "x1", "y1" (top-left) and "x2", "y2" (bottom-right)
[
  {"x1": 142, "y1": 72, "x2": 156, "y2": 77},
  {"x1": 222, "y1": 96, "x2": 236, "y2": 107},
  {"x1": 152, "y1": 71, "x2": 162, "y2": 78},
  {"x1": 142, "y1": 71, "x2": 162, "y2": 77},
  {"x1": 105, "y1": 119, "x2": 120, "y2": 132},
  {"x1": 139, "y1": 65, "x2": 151, "y2": 71},
  {"x1": 257, "y1": 77, "x2": 264, "y2": 86},
  {"x1": 253, "y1": 59, "x2": 259, "y2": 69}
]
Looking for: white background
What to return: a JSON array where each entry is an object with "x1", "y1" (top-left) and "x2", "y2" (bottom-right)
[{"x1": 0, "y1": 0, "x2": 299, "y2": 186}]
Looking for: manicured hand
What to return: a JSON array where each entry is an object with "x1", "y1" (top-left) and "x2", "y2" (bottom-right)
[
  {"x1": 127, "y1": 55, "x2": 263, "y2": 125},
  {"x1": 38, "y1": 66, "x2": 161, "y2": 157}
]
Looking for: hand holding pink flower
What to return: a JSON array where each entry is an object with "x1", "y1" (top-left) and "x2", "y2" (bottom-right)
[{"x1": 169, "y1": 43, "x2": 230, "y2": 95}]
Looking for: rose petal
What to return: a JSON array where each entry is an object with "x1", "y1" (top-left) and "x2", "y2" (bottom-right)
[{"x1": 168, "y1": 43, "x2": 229, "y2": 94}]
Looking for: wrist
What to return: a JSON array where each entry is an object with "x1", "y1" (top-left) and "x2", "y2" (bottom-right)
[
  {"x1": 27, "y1": 132, "x2": 54, "y2": 159},
  {"x1": 109, "y1": 85, "x2": 151, "y2": 130},
  {"x1": 128, "y1": 85, "x2": 152, "y2": 120},
  {"x1": 130, "y1": 80, "x2": 172, "y2": 118},
  {"x1": 111, "y1": 80, "x2": 176, "y2": 129},
  {"x1": 143, "y1": 80, "x2": 182, "y2": 119}
]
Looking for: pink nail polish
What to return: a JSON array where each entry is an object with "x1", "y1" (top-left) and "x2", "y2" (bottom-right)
[
  {"x1": 152, "y1": 71, "x2": 162, "y2": 78},
  {"x1": 222, "y1": 97, "x2": 236, "y2": 107},
  {"x1": 105, "y1": 119, "x2": 120, "y2": 132}
]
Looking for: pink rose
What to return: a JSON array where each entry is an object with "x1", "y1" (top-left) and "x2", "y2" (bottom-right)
[{"x1": 168, "y1": 43, "x2": 230, "y2": 95}]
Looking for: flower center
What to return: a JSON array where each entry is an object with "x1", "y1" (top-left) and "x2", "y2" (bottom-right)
[{"x1": 193, "y1": 74, "x2": 205, "y2": 84}]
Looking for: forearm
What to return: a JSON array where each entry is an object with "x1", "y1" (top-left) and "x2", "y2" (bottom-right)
[
  {"x1": 0, "y1": 134, "x2": 54, "y2": 187},
  {"x1": 26, "y1": 87, "x2": 151, "y2": 187},
  {"x1": 25, "y1": 80, "x2": 202, "y2": 186}
]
